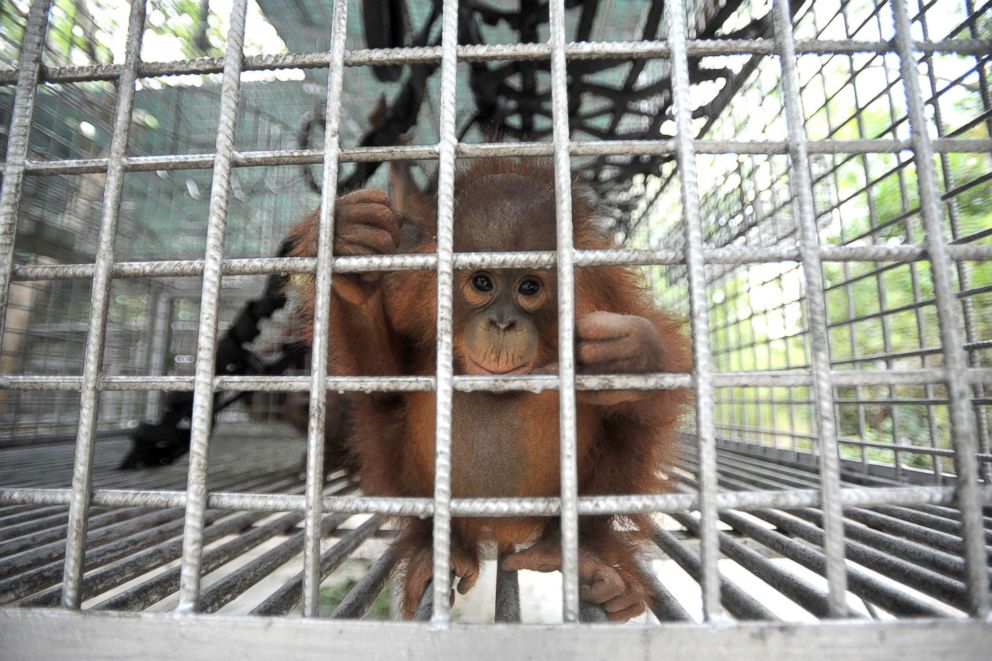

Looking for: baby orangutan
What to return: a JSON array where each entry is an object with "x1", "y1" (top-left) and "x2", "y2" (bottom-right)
[{"x1": 289, "y1": 159, "x2": 690, "y2": 621}]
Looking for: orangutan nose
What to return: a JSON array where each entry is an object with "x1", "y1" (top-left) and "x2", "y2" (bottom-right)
[{"x1": 488, "y1": 315, "x2": 517, "y2": 332}]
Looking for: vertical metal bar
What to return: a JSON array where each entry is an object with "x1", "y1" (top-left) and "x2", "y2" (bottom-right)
[
  {"x1": 919, "y1": 0, "x2": 991, "y2": 486},
  {"x1": 890, "y1": 0, "x2": 991, "y2": 618},
  {"x1": 299, "y1": 0, "x2": 350, "y2": 618},
  {"x1": 144, "y1": 291, "x2": 171, "y2": 418},
  {"x1": 140, "y1": 287, "x2": 161, "y2": 417},
  {"x1": 771, "y1": 0, "x2": 848, "y2": 616},
  {"x1": 548, "y1": 0, "x2": 580, "y2": 623},
  {"x1": 60, "y1": 0, "x2": 146, "y2": 609},
  {"x1": 494, "y1": 558, "x2": 521, "y2": 623},
  {"x1": 839, "y1": 0, "x2": 919, "y2": 477},
  {"x1": 430, "y1": 0, "x2": 460, "y2": 628},
  {"x1": 175, "y1": 0, "x2": 249, "y2": 614},
  {"x1": 0, "y1": 0, "x2": 51, "y2": 337},
  {"x1": 663, "y1": 0, "x2": 724, "y2": 622},
  {"x1": 805, "y1": 7, "x2": 871, "y2": 469},
  {"x1": 871, "y1": 0, "x2": 940, "y2": 480}
]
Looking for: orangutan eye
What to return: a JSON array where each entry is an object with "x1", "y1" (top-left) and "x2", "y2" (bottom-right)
[
  {"x1": 471, "y1": 273, "x2": 494, "y2": 292},
  {"x1": 518, "y1": 278, "x2": 541, "y2": 296}
]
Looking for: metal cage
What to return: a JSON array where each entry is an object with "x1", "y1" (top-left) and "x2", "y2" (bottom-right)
[{"x1": 1, "y1": 0, "x2": 990, "y2": 658}]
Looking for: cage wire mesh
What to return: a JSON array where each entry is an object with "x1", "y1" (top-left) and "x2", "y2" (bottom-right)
[{"x1": 0, "y1": 0, "x2": 991, "y2": 653}]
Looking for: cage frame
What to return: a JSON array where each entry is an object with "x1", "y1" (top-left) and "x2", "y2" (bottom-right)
[{"x1": 1, "y1": 0, "x2": 991, "y2": 656}]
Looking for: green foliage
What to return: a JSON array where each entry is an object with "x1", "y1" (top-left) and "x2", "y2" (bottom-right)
[
  {"x1": 17, "y1": 0, "x2": 226, "y2": 69},
  {"x1": 317, "y1": 574, "x2": 392, "y2": 619},
  {"x1": 693, "y1": 45, "x2": 992, "y2": 476},
  {"x1": 146, "y1": 0, "x2": 226, "y2": 59},
  {"x1": 45, "y1": 0, "x2": 120, "y2": 65},
  {"x1": 0, "y1": 4, "x2": 26, "y2": 64}
]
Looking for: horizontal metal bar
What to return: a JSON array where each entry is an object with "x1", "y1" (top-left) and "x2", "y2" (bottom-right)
[
  {"x1": 0, "y1": 472, "x2": 300, "y2": 585},
  {"x1": 5, "y1": 609, "x2": 992, "y2": 660},
  {"x1": 8, "y1": 138, "x2": 991, "y2": 177},
  {"x1": 0, "y1": 472, "x2": 300, "y2": 559},
  {"x1": 7, "y1": 609, "x2": 992, "y2": 661},
  {"x1": 1, "y1": 39, "x2": 987, "y2": 85},
  {"x1": 11, "y1": 242, "x2": 992, "y2": 284},
  {"x1": 4, "y1": 368, "x2": 992, "y2": 394},
  {"x1": 0, "y1": 39, "x2": 992, "y2": 85},
  {"x1": 2, "y1": 485, "x2": 988, "y2": 517},
  {"x1": 821, "y1": 244, "x2": 992, "y2": 261}
]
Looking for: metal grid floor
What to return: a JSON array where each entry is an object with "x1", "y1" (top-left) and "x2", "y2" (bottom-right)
[{"x1": 1, "y1": 429, "x2": 986, "y2": 622}]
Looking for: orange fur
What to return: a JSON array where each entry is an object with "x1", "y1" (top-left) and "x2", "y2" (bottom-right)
[{"x1": 288, "y1": 158, "x2": 692, "y2": 619}]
